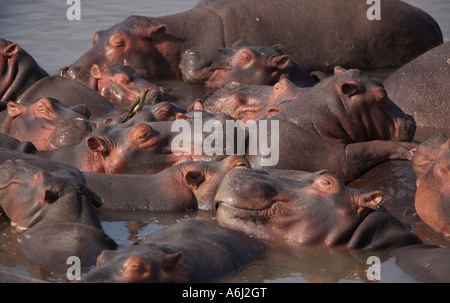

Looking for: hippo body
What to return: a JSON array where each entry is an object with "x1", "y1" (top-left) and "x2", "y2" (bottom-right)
[
  {"x1": 384, "y1": 42, "x2": 450, "y2": 130},
  {"x1": 16, "y1": 76, "x2": 116, "y2": 119},
  {"x1": 0, "y1": 161, "x2": 117, "y2": 271},
  {"x1": 412, "y1": 133, "x2": 450, "y2": 237},
  {"x1": 248, "y1": 68, "x2": 417, "y2": 183},
  {"x1": 62, "y1": 0, "x2": 443, "y2": 83},
  {"x1": 215, "y1": 167, "x2": 420, "y2": 250},
  {"x1": 0, "y1": 97, "x2": 92, "y2": 150},
  {"x1": 83, "y1": 155, "x2": 250, "y2": 212},
  {"x1": 0, "y1": 39, "x2": 48, "y2": 102},
  {"x1": 180, "y1": 41, "x2": 316, "y2": 88},
  {"x1": 82, "y1": 219, "x2": 265, "y2": 283},
  {"x1": 203, "y1": 79, "x2": 307, "y2": 122}
]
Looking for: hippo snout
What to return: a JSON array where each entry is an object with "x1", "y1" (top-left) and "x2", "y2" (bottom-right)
[
  {"x1": 58, "y1": 66, "x2": 91, "y2": 83},
  {"x1": 396, "y1": 114, "x2": 416, "y2": 142},
  {"x1": 51, "y1": 119, "x2": 93, "y2": 147}
]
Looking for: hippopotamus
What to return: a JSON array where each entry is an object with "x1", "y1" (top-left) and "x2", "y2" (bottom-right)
[
  {"x1": 180, "y1": 41, "x2": 316, "y2": 88},
  {"x1": 248, "y1": 68, "x2": 417, "y2": 183},
  {"x1": 81, "y1": 219, "x2": 265, "y2": 282},
  {"x1": 0, "y1": 97, "x2": 92, "y2": 151},
  {"x1": 35, "y1": 116, "x2": 232, "y2": 174},
  {"x1": 0, "y1": 133, "x2": 36, "y2": 153},
  {"x1": 412, "y1": 133, "x2": 450, "y2": 237},
  {"x1": 215, "y1": 167, "x2": 421, "y2": 250},
  {"x1": 16, "y1": 75, "x2": 116, "y2": 119},
  {"x1": 60, "y1": 0, "x2": 443, "y2": 83},
  {"x1": 84, "y1": 64, "x2": 165, "y2": 112},
  {"x1": 0, "y1": 39, "x2": 48, "y2": 102},
  {"x1": 390, "y1": 244, "x2": 450, "y2": 283},
  {"x1": 0, "y1": 160, "x2": 117, "y2": 271},
  {"x1": 384, "y1": 41, "x2": 450, "y2": 130},
  {"x1": 83, "y1": 155, "x2": 250, "y2": 212},
  {"x1": 202, "y1": 79, "x2": 307, "y2": 122},
  {"x1": 348, "y1": 160, "x2": 419, "y2": 226}
]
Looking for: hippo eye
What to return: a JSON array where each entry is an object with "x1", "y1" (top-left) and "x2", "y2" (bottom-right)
[{"x1": 115, "y1": 73, "x2": 131, "y2": 85}]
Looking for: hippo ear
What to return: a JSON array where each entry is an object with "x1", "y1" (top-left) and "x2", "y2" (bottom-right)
[
  {"x1": 1, "y1": 43, "x2": 19, "y2": 57},
  {"x1": 90, "y1": 64, "x2": 102, "y2": 79},
  {"x1": 270, "y1": 55, "x2": 291, "y2": 70},
  {"x1": 86, "y1": 136, "x2": 109, "y2": 155},
  {"x1": 360, "y1": 190, "x2": 384, "y2": 210},
  {"x1": 6, "y1": 102, "x2": 26, "y2": 118},
  {"x1": 334, "y1": 66, "x2": 347, "y2": 75},
  {"x1": 32, "y1": 98, "x2": 57, "y2": 119},
  {"x1": 186, "y1": 99, "x2": 204, "y2": 112},
  {"x1": 341, "y1": 83, "x2": 359, "y2": 96},
  {"x1": 161, "y1": 251, "x2": 182, "y2": 270},
  {"x1": 184, "y1": 170, "x2": 205, "y2": 190},
  {"x1": 143, "y1": 24, "x2": 166, "y2": 40}
]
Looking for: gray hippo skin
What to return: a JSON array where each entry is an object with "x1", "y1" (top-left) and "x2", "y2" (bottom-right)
[
  {"x1": 83, "y1": 155, "x2": 250, "y2": 212},
  {"x1": 0, "y1": 161, "x2": 117, "y2": 271},
  {"x1": 384, "y1": 42, "x2": 450, "y2": 130},
  {"x1": 0, "y1": 38, "x2": 48, "y2": 102},
  {"x1": 61, "y1": 0, "x2": 443, "y2": 82},
  {"x1": 248, "y1": 68, "x2": 417, "y2": 183},
  {"x1": 180, "y1": 41, "x2": 316, "y2": 88},
  {"x1": 81, "y1": 219, "x2": 265, "y2": 282},
  {"x1": 215, "y1": 167, "x2": 421, "y2": 250}
]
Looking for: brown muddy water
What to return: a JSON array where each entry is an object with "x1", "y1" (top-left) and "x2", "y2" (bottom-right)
[{"x1": 0, "y1": 0, "x2": 449, "y2": 284}]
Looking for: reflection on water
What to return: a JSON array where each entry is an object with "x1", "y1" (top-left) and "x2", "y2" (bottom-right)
[{"x1": 0, "y1": 0, "x2": 449, "y2": 283}]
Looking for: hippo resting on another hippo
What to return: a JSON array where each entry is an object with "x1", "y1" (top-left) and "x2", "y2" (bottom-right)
[
  {"x1": 0, "y1": 160, "x2": 117, "y2": 271},
  {"x1": 247, "y1": 68, "x2": 417, "y2": 184},
  {"x1": 215, "y1": 168, "x2": 421, "y2": 250},
  {"x1": 180, "y1": 41, "x2": 316, "y2": 88},
  {"x1": 60, "y1": 0, "x2": 443, "y2": 83},
  {"x1": 0, "y1": 38, "x2": 48, "y2": 102},
  {"x1": 384, "y1": 41, "x2": 450, "y2": 130},
  {"x1": 0, "y1": 97, "x2": 92, "y2": 151},
  {"x1": 202, "y1": 79, "x2": 307, "y2": 122},
  {"x1": 412, "y1": 133, "x2": 450, "y2": 237},
  {"x1": 83, "y1": 155, "x2": 250, "y2": 212},
  {"x1": 81, "y1": 219, "x2": 265, "y2": 283},
  {"x1": 35, "y1": 116, "x2": 234, "y2": 175}
]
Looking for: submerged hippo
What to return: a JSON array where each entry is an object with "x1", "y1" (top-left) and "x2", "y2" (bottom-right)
[
  {"x1": 412, "y1": 133, "x2": 450, "y2": 237},
  {"x1": 203, "y1": 79, "x2": 307, "y2": 122},
  {"x1": 180, "y1": 41, "x2": 315, "y2": 88},
  {"x1": 0, "y1": 160, "x2": 117, "y2": 271},
  {"x1": 61, "y1": 0, "x2": 442, "y2": 83},
  {"x1": 0, "y1": 97, "x2": 92, "y2": 151},
  {"x1": 84, "y1": 64, "x2": 165, "y2": 112},
  {"x1": 384, "y1": 41, "x2": 450, "y2": 130},
  {"x1": 0, "y1": 38, "x2": 48, "y2": 102},
  {"x1": 215, "y1": 168, "x2": 421, "y2": 250},
  {"x1": 81, "y1": 219, "x2": 265, "y2": 283},
  {"x1": 248, "y1": 68, "x2": 417, "y2": 183},
  {"x1": 83, "y1": 155, "x2": 250, "y2": 212}
]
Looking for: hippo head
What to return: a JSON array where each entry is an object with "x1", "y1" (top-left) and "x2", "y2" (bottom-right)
[
  {"x1": 79, "y1": 121, "x2": 193, "y2": 174},
  {"x1": 3, "y1": 98, "x2": 92, "y2": 150},
  {"x1": 82, "y1": 244, "x2": 184, "y2": 283},
  {"x1": 181, "y1": 41, "x2": 293, "y2": 88},
  {"x1": 215, "y1": 168, "x2": 384, "y2": 246},
  {"x1": 330, "y1": 68, "x2": 416, "y2": 143},
  {"x1": 86, "y1": 64, "x2": 165, "y2": 110},
  {"x1": 0, "y1": 160, "x2": 103, "y2": 234},
  {"x1": 0, "y1": 39, "x2": 48, "y2": 101},
  {"x1": 413, "y1": 134, "x2": 450, "y2": 236},
  {"x1": 60, "y1": 16, "x2": 173, "y2": 83},
  {"x1": 203, "y1": 79, "x2": 304, "y2": 122},
  {"x1": 173, "y1": 155, "x2": 251, "y2": 211}
]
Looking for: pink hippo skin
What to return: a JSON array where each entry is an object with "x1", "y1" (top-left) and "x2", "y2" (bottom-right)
[
  {"x1": 413, "y1": 133, "x2": 450, "y2": 237},
  {"x1": 0, "y1": 97, "x2": 92, "y2": 151}
]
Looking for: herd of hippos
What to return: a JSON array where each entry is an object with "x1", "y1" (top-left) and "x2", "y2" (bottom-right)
[{"x1": 0, "y1": 0, "x2": 449, "y2": 283}]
